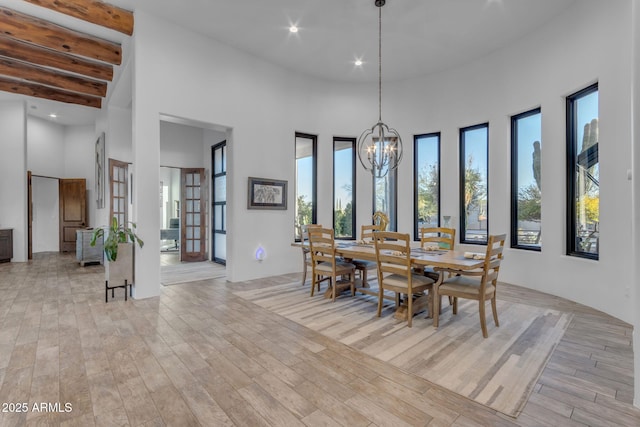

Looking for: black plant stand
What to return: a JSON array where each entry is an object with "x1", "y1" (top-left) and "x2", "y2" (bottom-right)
[{"x1": 105, "y1": 279, "x2": 132, "y2": 302}]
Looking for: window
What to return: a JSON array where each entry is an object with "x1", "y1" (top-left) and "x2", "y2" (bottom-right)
[
  {"x1": 414, "y1": 132, "x2": 441, "y2": 240},
  {"x1": 511, "y1": 108, "x2": 542, "y2": 250},
  {"x1": 295, "y1": 132, "x2": 317, "y2": 240},
  {"x1": 460, "y1": 123, "x2": 489, "y2": 244},
  {"x1": 333, "y1": 137, "x2": 356, "y2": 239},
  {"x1": 567, "y1": 83, "x2": 599, "y2": 259},
  {"x1": 373, "y1": 171, "x2": 397, "y2": 231}
]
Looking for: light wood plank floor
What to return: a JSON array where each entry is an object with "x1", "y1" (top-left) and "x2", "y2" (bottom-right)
[{"x1": 0, "y1": 252, "x2": 638, "y2": 426}]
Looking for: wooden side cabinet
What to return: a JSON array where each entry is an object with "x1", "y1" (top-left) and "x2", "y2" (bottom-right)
[
  {"x1": 0, "y1": 229, "x2": 13, "y2": 263},
  {"x1": 76, "y1": 229, "x2": 103, "y2": 266}
]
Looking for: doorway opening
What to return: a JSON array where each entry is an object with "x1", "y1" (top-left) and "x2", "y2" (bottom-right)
[
  {"x1": 157, "y1": 115, "x2": 230, "y2": 284},
  {"x1": 28, "y1": 173, "x2": 88, "y2": 257}
]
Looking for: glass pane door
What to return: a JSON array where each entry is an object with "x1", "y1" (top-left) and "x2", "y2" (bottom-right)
[
  {"x1": 181, "y1": 168, "x2": 206, "y2": 262},
  {"x1": 109, "y1": 159, "x2": 128, "y2": 227}
]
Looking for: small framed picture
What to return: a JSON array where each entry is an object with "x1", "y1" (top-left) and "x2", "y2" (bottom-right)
[{"x1": 247, "y1": 177, "x2": 287, "y2": 210}]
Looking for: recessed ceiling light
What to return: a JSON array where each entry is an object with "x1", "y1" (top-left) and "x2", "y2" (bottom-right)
[
  {"x1": 354, "y1": 60, "x2": 363, "y2": 66},
  {"x1": 49, "y1": 113, "x2": 57, "y2": 118},
  {"x1": 289, "y1": 25, "x2": 298, "y2": 33}
]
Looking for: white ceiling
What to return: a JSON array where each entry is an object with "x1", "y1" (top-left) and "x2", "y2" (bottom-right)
[
  {"x1": 0, "y1": 0, "x2": 577, "y2": 125},
  {"x1": 109, "y1": 0, "x2": 577, "y2": 83}
]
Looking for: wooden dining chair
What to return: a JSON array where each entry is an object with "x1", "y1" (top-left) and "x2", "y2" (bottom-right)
[
  {"x1": 418, "y1": 226, "x2": 456, "y2": 281},
  {"x1": 351, "y1": 224, "x2": 382, "y2": 287},
  {"x1": 372, "y1": 231, "x2": 435, "y2": 327},
  {"x1": 308, "y1": 226, "x2": 356, "y2": 302},
  {"x1": 433, "y1": 234, "x2": 506, "y2": 338},
  {"x1": 372, "y1": 211, "x2": 389, "y2": 231},
  {"x1": 299, "y1": 224, "x2": 322, "y2": 286},
  {"x1": 420, "y1": 227, "x2": 456, "y2": 250},
  {"x1": 361, "y1": 224, "x2": 381, "y2": 241}
]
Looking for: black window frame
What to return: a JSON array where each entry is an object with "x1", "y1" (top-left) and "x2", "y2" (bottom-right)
[
  {"x1": 413, "y1": 132, "x2": 441, "y2": 241},
  {"x1": 459, "y1": 122, "x2": 489, "y2": 245},
  {"x1": 333, "y1": 136, "x2": 357, "y2": 240},
  {"x1": 294, "y1": 132, "x2": 317, "y2": 241},
  {"x1": 510, "y1": 108, "x2": 542, "y2": 251},
  {"x1": 566, "y1": 83, "x2": 599, "y2": 260}
]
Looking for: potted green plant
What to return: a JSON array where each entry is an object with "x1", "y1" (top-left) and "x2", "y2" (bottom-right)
[
  {"x1": 90, "y1": 217, "x2": 144, "y2": 262},
  {"x1": 91, "y1": 218, "x2": 144, "y2": 297}
]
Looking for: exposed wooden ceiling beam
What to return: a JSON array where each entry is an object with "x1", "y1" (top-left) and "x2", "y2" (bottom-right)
[
  {"x1": 23, "y1": 0, "x2": 134, "y2": 36},
  {"x1": 0, "y1": 7, "x2": 122, "y2": 65},
  {"x1": 0, "y1": 35, "x2": 113, "y2": 81},
  {"x1": 0, "y1": 56, "x2": 107, "y2": 97},
  {"x1": 0, "y1": 75, "x2": 101, "y2": 108}
]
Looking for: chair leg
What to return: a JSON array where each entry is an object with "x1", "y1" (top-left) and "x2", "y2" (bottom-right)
[
  {"x1": 350, "y1": 272, "x2": 355, "y2": 297},
  {"x1": 491, "y1": 295, "x2": 499, "y2": 327},
  {"x1": 377, "y1": 287, "x2": 383, "y2": 317},
  {"x1": 407, "y1": 293, "x2": 413, "y2": 328},
  {"x1": 452, "y1": 297, "x2": 458, "y2": 314},
  {"x1": 310, "y1": 275, "x2": 316, "y2": 296},
  {"x1": 479, "y1": 300, "x2": 488, "y2": 338},
  {"x1": 301, "y1": 260, "x2": 307, "y2": 286},
  {"x1": 433, "y1": 290, "x2": 440, "y2": 328},
  {"x1": 331, "y1": 277, "x2": 336, "y2": 302},
  {"x1": 105, "y1": 280, "x2": 108, "y2": 303},
  {"x1": 124, "y1": 279, "x2": 128, "y2": 301}
]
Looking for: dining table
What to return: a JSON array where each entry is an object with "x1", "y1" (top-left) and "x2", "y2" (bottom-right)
[{"x1": 292, "y1": 240, "x2": 486, "y2": 323}]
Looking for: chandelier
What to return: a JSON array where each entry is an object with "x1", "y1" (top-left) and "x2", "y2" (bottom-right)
[{"x1": 357, "y1": 0, "x2": 403, "y2": 178}]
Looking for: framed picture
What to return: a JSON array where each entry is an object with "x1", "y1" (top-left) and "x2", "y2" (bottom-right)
[
  {"x1": 95, "y1": 132, "x2": 105, "y2": 209},
  {"x1": 247, "y1": 177, "x2": 287, "y2": 210}
]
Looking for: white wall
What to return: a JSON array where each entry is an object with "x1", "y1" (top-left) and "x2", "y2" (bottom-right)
[
  {"x1": 26, "y1": 119, "x2": 99, "y2": 249},
  {"x1": 27, "y1": 117, "x2": 65, "y2": 177},
  {"x1": 130, "y1": 9, "x2": 335, "y2": 298},
  {"x1": 372, "y1": 0, "x2": 634, "y2": 323},
  {"x1": 631, "y1": 0, "x2": 640, "y2": 409},
  {"x1": 129, "y1": 0, "x2": 635, "y2": 322},
  {"x1": 64, "y1": 125, "x2": 97, "y2": 227},
  {"x1": 0, "y1": 101, "x2": 27, "y2": 262},
  {"x1": 160, "y1": 121, "x2": 205, "y2": 168}
]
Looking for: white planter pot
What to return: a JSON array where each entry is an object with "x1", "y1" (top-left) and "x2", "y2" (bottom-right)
[{"x1": 105, "y1": 242, "x2": 134, "y2": 285}]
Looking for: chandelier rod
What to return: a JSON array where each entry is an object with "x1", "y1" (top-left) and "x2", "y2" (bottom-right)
[{"x1": 378, "y1": 3, "x2": 382, "y2": 122}]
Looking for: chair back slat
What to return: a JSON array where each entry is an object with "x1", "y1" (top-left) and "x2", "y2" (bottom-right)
[
  {"x1": 361, "y1": 224, "x2": 382, "y2": 241},
  {"x1": 308, "y1": 227, "x2": 338, "y2": 271},
  {"x1": 373, "y1": 231, "x2": 412, "y2": 279},
  {"x1": 480, "y1": 233, "x2": 506, "y2": 288},
  {"x1": 420, "y1": 227, "x2": 456, "y2": 250}
]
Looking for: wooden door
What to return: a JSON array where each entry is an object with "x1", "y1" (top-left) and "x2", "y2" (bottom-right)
[
  {"x1": 59, "y1": 179, "x2": 86, "y2": 252},
  {"x1": 181, "y1": 168, "x2": 206, "y2": 262},
  {"x1": 109, "y1": 159, "x2": 128, "y2": 226}
]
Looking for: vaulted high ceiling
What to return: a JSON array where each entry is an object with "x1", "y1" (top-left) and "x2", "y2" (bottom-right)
[
  {"x1": 0, "y1": 0, "x2": 132, "y2": 108},
  {"x1": 0, "y1": 0, "x2": 578, "y2": 125}
]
